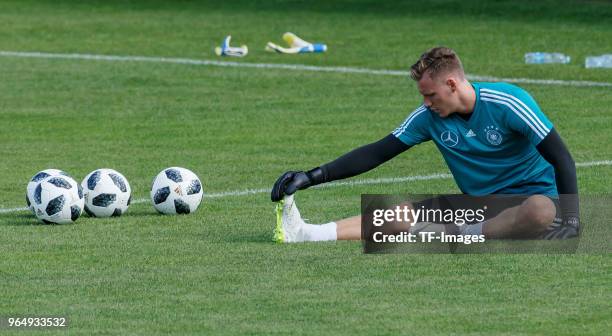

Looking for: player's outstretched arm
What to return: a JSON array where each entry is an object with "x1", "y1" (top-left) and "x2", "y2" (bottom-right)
[
  {"x1": 536, "y1": 128, "x2": 580, "y2": 236},
  {"x1": 271, "y1": 134, "x2": 411, "y2": 202}
]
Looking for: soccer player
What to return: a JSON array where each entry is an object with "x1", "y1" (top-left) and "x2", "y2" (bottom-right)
[{"x1": 271, "y1": 47, "x2": 579, "y2": 242}]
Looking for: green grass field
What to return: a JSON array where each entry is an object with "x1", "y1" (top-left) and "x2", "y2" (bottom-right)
[{"x1": 0, "y1": 0, "x2": 611, "y2": 334}]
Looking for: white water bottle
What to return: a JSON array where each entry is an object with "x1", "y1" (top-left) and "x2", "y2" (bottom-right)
[
  {"x1": 585, "y1": 55, "x2": 612, "y2": 68},
  {"x1": 524, "y1": 52, "x2": 571, "y2": 64}
]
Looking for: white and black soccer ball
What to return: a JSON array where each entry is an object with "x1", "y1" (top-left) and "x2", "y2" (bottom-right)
[
  {"x1": 81, "y1": 169, "x2": 132, "y2": 217},
  {"x1": 32, "y1": 175, "x2": 84, "y2": 224},
  {"x1": 26, "y1": 169, "x2": 72, "y2": 214},
  {"x1": 151, "y1": 167, "x2": 203, "y2": 215}
]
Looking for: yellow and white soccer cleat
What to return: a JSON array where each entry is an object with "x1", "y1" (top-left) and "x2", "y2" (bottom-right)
[{"x1": 274, "y1": 195, "x2": 306, "y2": 243}]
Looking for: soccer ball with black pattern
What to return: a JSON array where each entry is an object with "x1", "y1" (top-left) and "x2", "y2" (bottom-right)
[
  {"x1": 81, "y1": 169, "x2": 132, "y2": 217},
  {"x1": 26, "y1": 169, "x2": 72, "y2": 215},
  {"x1": 150, "y1": 167, "x2": 203, "y2": 215},
  {"x1": 32, "y1": 175, "x2": 84, "y2": 224}
]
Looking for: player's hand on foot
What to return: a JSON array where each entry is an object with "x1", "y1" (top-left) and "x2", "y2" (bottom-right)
[{"x1": 270, "y1": 171, "x2": 312, "y2": 202}]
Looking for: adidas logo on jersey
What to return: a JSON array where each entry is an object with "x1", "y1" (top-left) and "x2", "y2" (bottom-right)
[{"x1": 466, "y1": 129, "x2": 476, "y2": 137}]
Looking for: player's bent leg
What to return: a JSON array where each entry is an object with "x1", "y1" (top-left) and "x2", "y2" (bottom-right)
[
  {"x1": 483, "y1": 195, "x2": 556, "y2": 239},
  {"x1": 513, "y1": 195, "x2": 557, "y2": 238}
]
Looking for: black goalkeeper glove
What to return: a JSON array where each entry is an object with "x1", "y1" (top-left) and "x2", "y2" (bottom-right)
[
  {"x1": 542, "y1": 194, "x2": 580, "y2": 240},
  {"x1": 270, "y1": 167, "x2": 325, "y2": 202},
  {"x1": 541, "y1": 216, "x2": 580, "y2": 240}
]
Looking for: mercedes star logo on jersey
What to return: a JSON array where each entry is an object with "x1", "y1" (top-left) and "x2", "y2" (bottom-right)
[{"x1": 440, "y1": 130, "x2": 459, "y2": 147}]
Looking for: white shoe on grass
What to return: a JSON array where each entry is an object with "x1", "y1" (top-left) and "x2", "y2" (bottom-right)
[{"x1": 274, "y1": 195, "x2": 306, "y2": 243}]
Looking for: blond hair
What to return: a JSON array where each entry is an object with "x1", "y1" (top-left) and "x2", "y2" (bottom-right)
[{"x1": 410, "y1": 47, "x2": 464, "y2": 81}]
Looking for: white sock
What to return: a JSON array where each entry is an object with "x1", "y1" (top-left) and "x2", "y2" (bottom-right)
[
  {"x1": 302, "y1": 222, "x2": 337, "y2": 242},
  {"x1": 459, "y1": 221, "x2": 484, "y2": 236}
]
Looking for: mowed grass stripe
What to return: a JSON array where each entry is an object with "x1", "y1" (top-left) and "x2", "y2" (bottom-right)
[{"x1": 1, "y1": 50, "x2": 611, "y2": 87}]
